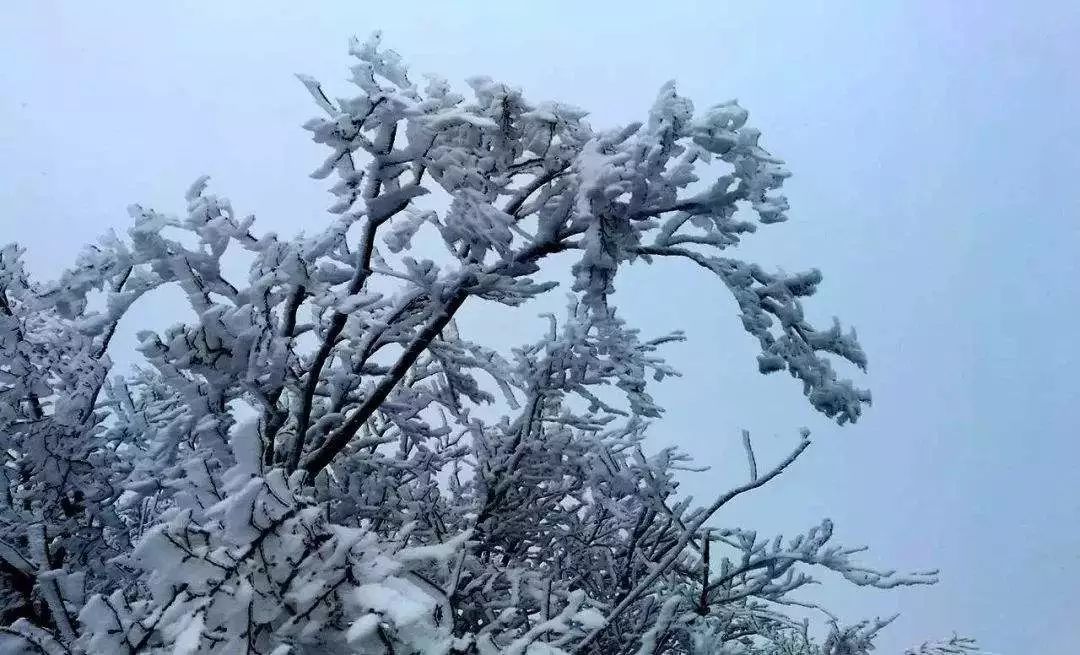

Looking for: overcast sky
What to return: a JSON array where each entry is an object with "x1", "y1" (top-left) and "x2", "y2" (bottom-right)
[{"x1": 2, "y1": 2, "x2": 1078, "y2": 653}]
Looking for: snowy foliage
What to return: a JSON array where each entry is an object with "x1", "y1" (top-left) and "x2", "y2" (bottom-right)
[{"x1": 0, "y1": 33, "x2": 977, "y2": 654}]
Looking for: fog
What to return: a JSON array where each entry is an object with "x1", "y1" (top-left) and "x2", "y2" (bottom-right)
[{"x1": 3, "y1": 2, "x2": 1078, "y2": 652}]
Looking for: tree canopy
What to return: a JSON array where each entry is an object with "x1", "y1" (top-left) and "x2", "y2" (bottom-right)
[{"x1": 0, "y1": 33, "x2": 976, "y2": 655}]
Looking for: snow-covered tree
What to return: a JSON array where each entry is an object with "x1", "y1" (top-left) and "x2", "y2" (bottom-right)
[{"x1": 0, "y1": 33, "x2": 978, "y2": 655}]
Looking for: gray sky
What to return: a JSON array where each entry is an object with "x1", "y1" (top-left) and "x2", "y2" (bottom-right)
[{"x1": 2, "y1": 2, "x2": 1078, "y2": 653}]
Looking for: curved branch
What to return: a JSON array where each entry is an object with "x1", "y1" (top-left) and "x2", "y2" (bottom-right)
[{"x1": 572, "y1": 437, "x2": 812, "y2": 653}]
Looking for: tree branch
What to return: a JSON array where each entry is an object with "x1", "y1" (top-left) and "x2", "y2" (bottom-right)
[{"x1": 572, "y1": 437, "x2": 811, "y2": 653}]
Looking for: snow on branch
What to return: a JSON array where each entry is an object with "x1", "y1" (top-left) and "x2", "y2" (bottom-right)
[{"x1": 0, "y1": 31, "x2": 977, "y2": 655}]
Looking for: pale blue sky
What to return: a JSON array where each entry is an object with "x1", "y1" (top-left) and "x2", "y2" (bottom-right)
[{"x1": 2, "y1": 2, "x2": 1078, "y2": 653}]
